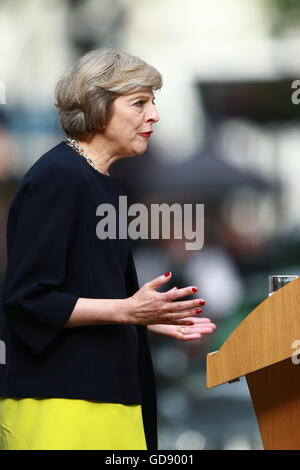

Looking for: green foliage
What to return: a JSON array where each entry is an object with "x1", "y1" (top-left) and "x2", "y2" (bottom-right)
[{"x1": 264, "y1": 0, "x2": 300, "y2": 35}]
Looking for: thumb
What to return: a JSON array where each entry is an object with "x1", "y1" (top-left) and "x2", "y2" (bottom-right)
[{"x1": 148, "y1": 271, "x2": 172, "y2": 290}]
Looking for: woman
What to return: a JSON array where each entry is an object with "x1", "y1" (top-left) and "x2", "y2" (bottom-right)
[{"x1": 0, "y1": 48, "x2": 216, "y2": 450}]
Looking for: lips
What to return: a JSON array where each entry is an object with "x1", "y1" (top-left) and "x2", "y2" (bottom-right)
[{"x1": 138, "y1": 131, "x2": 153, "y2": 138}]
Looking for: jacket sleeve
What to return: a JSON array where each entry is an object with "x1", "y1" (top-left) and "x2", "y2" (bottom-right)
[
  {"x1": 1, "y1": 164, "x2": 84, "y2": 355},
  {"x1": 125, "y1": 237, "x2": 140, "y2": 298}
]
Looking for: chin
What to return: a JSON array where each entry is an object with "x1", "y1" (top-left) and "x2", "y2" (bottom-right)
[
  {"x1": 123, "y1": 143, "x2": 148, "y2": 158},
  {"x1": 135, "y1": 144, "x2": 149, "y2": 155}
]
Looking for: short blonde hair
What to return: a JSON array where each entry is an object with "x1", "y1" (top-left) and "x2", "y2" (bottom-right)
[{"x1": 55, "y1": 47, "x2": 163, "y2": 139}]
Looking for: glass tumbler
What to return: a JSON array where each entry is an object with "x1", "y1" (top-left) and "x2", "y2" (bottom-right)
[{"x1": 268, "y1": 275, "x2": 299, "y2": 297}]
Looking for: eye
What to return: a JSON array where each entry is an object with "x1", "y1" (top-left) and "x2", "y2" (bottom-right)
[{"x1": 134, "y1": 100, "x2": 144, "y2": 107}]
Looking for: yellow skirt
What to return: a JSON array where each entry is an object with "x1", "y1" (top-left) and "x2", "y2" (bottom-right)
[{"x1": 0, "y1": 397, "x2": 147, "y2": 450}]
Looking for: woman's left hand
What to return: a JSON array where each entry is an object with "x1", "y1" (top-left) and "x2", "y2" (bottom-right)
[{"x1": 147, "y1": 317, "x2": 216, "y2": 341}]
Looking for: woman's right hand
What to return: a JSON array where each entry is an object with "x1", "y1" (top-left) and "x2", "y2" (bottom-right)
[{"x1": 125, "y1": 272, "x2": 206, "y2": 326}]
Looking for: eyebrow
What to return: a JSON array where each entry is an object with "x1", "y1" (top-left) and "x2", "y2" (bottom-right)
[{"x1": 130, "y1": 94, "x2": 155, "y2": 101}]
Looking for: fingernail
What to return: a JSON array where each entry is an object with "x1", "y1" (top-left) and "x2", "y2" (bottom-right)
[
  {"x1": 199, "y1": 300, "x2": 205, "y2": 306},
  {"x1": 164, "y1": 271, "x2": 171, "y2": 277},
  {"x1": 196, "y1": 308, "x2": 202, "y2": 313},
  {"x1": 192, "y1": 287, "x2": 197, "y2": 293}
]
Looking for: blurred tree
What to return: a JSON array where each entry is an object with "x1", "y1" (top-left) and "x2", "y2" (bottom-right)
[{"x1": 264, "y1": 0, "x2": 300, "y2": 35}]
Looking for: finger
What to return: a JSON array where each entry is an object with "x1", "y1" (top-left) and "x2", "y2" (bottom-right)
[
  {"x1": 167, "y1": 316, "x2": 216, "y2": 328},
  {"x1": 176, "y1": 327, "x2": 202, "y2": 341},
  {"x1": 162, "y1": 285, "x2": 205, "y2": 303},
  {"x1": 181, "y1": 335, "x2": 203, "y2": 341},
  {"x1": 177, "y1": 327, "x2": 215, "y2": 341},
  {"x1": 181, "y1": 332, "x2": 215, "y2": 342},
  {"x1": 185, "y1": 317, "x2": 217, "y2": 327},
  {"x1": 160, "y1": 307, "x2": 203, "y2": 324},
  {"x1": 178, "y1": 325, "x2": 215, "y2": 336},
  {"x1": 169, "y1": 313, "x2": 209, "y2": 326},
  {"x1": 179, "y1": 318, "x2": 198, "y2": 326},
  {"x1": 183, "y1": 316, "x2": 214, "y2": 324},
  {"x1": 189, "y1": 321, "x2": 216, "y2": 330},
  {"x1": 166, "y1": 286, "x2": 177, "y2": 293},
  {"x1": 165, "y1": 298, "x2": 205, "y2": 313},
  {"x1": 147, "y1": 271, "x2": 172, "y2": 290},
  {"x1": 196, "y1": 325, "x2": 216, "y2": 333}
]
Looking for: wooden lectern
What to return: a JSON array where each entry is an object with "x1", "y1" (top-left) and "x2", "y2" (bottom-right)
[{"x1": 206, "y1": 277, "x2": 300, "y2": 450}]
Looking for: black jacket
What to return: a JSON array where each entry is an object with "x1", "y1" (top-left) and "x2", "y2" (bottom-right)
[{"x1": 0, "y1": 141, "x2": 157, "y2": 449}]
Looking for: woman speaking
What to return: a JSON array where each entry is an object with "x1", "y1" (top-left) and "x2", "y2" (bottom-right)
[{"x1": 0, "y1": 48, "x2": 216, "y2": 450}]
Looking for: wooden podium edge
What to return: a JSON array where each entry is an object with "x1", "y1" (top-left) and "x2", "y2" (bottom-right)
[{"x1": 206, "y1": 277, "x2": 300, "y2": 388}]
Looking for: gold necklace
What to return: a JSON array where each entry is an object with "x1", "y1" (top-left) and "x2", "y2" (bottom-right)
[{"x1": 66, "y1": 137, "x2": 110, "y2": 176}]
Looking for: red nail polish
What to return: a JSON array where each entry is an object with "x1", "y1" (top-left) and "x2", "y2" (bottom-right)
[
  {"x1": 196, "y1": 308, "x2": 202, "y2": 313},
  {"x1": 164, "y1": 271, "x2": 170, "y2": 277},
  {"x1": 192, "y1": 287, "x2": 197, "y2": 292},
  {"x1": 199, "y1": 300, "x2": 205, "y2": 306}
]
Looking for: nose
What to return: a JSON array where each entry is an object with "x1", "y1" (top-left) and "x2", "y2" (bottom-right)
[{"x1": 145, "y1": 103, "x2": 159, "y2": 124}]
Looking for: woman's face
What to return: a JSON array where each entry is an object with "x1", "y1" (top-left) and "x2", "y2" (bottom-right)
[{"x1": 103, "y1": 88, "x2": 159, "y2": 157}]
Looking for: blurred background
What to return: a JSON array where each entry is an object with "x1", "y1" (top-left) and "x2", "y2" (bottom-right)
[{"x1": 1, "y1": 0, "x2": 300, "y2": 450}]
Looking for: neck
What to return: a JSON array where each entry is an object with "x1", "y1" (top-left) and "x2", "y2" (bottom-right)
[{"x1": 75, "y1": 133, "x2": 120, "y2": 175}]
